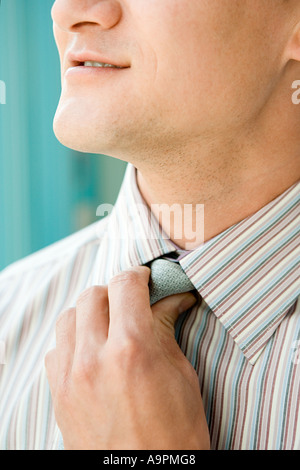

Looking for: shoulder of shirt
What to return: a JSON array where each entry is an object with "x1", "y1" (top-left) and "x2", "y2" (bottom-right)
[{"x1": 0, "y1": 217, "x2": 110, "y2": 282}]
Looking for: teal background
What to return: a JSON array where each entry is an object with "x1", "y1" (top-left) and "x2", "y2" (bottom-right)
[{"x1": 0, "y1": 0, "x2": 127, "y2": 270}]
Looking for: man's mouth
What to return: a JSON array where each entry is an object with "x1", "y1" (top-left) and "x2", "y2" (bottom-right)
[
  {"x1": 82, "y1": 61, "x2": 125, "y2": 69},
  {"x1": 64, "y1": 51, "x2": 131, "y2": 77}
]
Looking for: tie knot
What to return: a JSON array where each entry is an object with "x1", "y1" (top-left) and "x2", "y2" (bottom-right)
[{"x1": 147, "y1": 258, "x2": 196, "y2": 305}]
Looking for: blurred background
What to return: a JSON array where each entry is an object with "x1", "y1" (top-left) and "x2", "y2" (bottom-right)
[{"x1": 0, "y1": 0, "x2": 127, "y2": 270}]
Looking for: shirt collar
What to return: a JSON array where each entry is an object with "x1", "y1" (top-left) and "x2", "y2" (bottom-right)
[
  {"x1": 180, "y1": 181, "x2": 300, "y2": 364},
  {"x1": 94, "y1": 164, "x2": 300, "y2": 365},
  {"x1": 99, "y1": 163, "x2": 177, "y2": 272}
]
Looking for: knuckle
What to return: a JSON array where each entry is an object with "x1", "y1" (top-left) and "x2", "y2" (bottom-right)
[
  {"x1": 111, "y1": 335, "x2": 143, "y2": 367},
  {"x1": 55, "y1": 308, "x2": 75, "y2": 336},
  {"x1": 44, "y1": 349, "x2": 55, "y2": 371},
  {"x1": 76, "y1": 285, "x2": 107, "y2": 307},
  {"x1": 71, "y1": 355, "x2": 98, "y2": 384},
  {"x1": 109, "y1": 270, "x2": 141, "y2": 288},
  {"x1": 56, "y1": 308, "x2": 75, "y2": 326}
]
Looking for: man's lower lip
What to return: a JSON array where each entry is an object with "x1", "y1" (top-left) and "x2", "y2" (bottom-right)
[{"x1": 65, "y1": 66, "x2": 129, "y2": 77}]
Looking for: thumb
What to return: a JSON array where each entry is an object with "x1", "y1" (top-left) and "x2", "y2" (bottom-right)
[{"x1": 151, "y1": 292, "x2": 197, "y2": 335}]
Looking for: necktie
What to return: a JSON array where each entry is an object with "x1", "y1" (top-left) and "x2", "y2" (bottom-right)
[{"x1": 147, "y1": 257, "x2": 196, "y2": 305}]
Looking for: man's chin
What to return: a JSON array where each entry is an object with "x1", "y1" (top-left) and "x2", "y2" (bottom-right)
[{"x1": 53, "y1": 115, "x2": 111, "y2": 155}]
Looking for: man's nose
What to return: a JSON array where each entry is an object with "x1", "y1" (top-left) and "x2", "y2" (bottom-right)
[{"x1": 51, "y1": 0, "x2": 122, "y2": 32}]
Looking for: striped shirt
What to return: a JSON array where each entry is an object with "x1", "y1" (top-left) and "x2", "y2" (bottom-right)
[{"x1": 0, "y1": 163, "x2": 299, "y2": 450}]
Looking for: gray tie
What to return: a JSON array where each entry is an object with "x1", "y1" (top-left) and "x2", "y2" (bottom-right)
[{"x1": 148, "y1": 257, "x2": 196, "y2": 305}]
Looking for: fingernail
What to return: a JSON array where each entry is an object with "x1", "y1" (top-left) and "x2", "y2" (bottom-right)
[{"x1": 178, "y1": 292, "x2": 197, "y2": 313}]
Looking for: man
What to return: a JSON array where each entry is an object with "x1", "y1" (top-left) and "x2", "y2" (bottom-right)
[{"x1": 0, "y1": 0, "x2": 299, "y2": 450}]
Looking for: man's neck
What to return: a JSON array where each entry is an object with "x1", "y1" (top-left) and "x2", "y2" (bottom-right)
[{"x1": 136, "y1": 133, "x2": 299, "y2": 250}]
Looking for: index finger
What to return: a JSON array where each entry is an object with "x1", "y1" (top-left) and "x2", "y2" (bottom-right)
[{"x1": 107, "y1": 266, "x2": 152, "y2": 338}]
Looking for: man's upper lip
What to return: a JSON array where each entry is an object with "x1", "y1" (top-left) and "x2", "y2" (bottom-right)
[{"x1": 67, "y1": 51, "x2": 130, "y2": 68}]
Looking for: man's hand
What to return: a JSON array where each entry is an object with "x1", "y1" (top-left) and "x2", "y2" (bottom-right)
[{"x1": 45, "y1": 266, "x2": 210, "y2": 450}]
